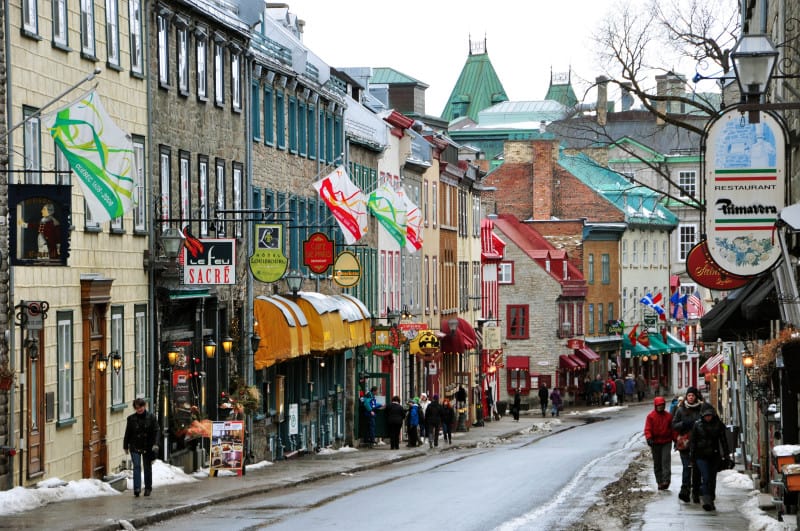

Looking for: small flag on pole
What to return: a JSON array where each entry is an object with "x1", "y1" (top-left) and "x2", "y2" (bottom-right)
[
  {"x1": 687, "y1": 290, "x2": 705, "y2": 318},
  {"x1": 44, "y1": 90, "x2": 137, "y2": 223}
]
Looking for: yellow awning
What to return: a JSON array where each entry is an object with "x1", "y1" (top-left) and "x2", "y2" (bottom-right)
[
  {"x1": 340, "y1": 294, "x2": 372, "y2": 343},
  {"x1": 331, "y1": 294, "x2": 371, "y2": 346},
  {"x1": 294, "y1": 292, "x2": 348, "y2": 351},
  {"x1": 253, "y1": 296, "x2": 310, "y2": 369}
]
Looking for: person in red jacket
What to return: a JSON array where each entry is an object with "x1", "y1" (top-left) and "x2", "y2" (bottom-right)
[{"x1": 644, "y1": 396, "x2": 675, "y2": 490}]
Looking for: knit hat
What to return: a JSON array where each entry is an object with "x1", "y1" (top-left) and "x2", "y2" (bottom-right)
[
  {"x1": 686, "y1": 386, "x2": 700, "y2": 398},
  {"x1": 413, "y1": 397, "x2": 420, "y2": 404},
  {"x1": 701, "y1": 403, "x2": 716, "y2": 417}
]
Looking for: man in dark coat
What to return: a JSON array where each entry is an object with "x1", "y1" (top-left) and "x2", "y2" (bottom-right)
[
  {"x1": 123, "y1": 398, "x2": 160, "y2": 497},
  {"x1": 690, "y1": 403, "x2": 731, "y2": 511},
  {"x1": 425, "y1": 394, "x2": 444, "y2": 448},
  {"x1": 385, "y1": 396, "x2": 406, "y2": 450},
  {"x1": 538, "y1": 384, "x2": 549, "y2": 417},
  {"x1": 672, "y1": 386, "x2": 704, "y2": 503}
]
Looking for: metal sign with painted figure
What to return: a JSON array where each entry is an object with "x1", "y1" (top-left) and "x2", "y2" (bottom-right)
[{"x1": 704, "y1": 109, "x2": 787, "y2": 277}]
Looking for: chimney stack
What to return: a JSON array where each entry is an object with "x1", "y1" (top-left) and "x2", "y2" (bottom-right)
[{"x1": 596, "y1": 76, "x2": 608, "y2": 126}]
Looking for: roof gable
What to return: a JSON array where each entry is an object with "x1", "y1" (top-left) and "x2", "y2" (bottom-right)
[{"x1": 442, "y1": 43, "x2": 508, "y2": 123}]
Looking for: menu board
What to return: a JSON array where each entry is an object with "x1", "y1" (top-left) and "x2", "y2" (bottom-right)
[{"x1": 210, "y1": 420, "x2": 245, "y2": 476}]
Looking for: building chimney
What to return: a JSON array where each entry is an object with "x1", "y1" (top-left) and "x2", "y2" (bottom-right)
[{"x1": 596, "y1": 76, "x2": 608, "y2": 126}]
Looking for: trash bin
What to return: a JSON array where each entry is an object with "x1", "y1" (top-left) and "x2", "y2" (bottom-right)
[{"x1": 725, "y1": 424, "x2": 740, "y2": 457}]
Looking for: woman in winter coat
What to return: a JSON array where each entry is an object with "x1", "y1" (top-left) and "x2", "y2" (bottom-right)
[
  {"x1": 690, "y1": 403, "x2": 731, "y2": 512},
  {"x1": 406, "y1": 399, "x2": 421, "y2": 447},
  {"x1": 512, "y1": 389, "x2": 522, "y2": 421},
  {"x1": 672, "y1": 386, "x2": 704, "y2": 503},
  {"x1": 385, "y1": 396, "x2": 406, "y2": 450},
  {"x1": 549, "y1": 387, "x2": 563, "y2": 417},
  {"x1": 441, "y1": 399, "x2": 455, "y2": 444},
  {"x1": 644, "y1": 396, "x2": 674, "y2": 490}
]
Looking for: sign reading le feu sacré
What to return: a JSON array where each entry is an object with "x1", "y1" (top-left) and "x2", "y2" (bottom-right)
[{"x1": 182, "y1": 238, "x2": 236, "y2": 285}]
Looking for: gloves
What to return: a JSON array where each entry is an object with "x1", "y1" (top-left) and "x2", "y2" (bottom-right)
[{"x1": 647, "y1": 439, "x2": 654, "y2": 447}]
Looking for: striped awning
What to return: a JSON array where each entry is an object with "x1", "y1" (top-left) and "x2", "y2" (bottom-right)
[
  {"x1": 559, "y1": 354, "x2": 584, "y2": 371},
  {"x1": 294, "y1": 292, "x2": 349, "y2": 352},
  {"x1": 253, "y1": 295, "x2": 310, "y2": 369},
  {"x1": 700, "y1": 353, "x2": 725, "y2": 375},
  {"x1": 574, "y1": 346, "x2": 601, "y2": 363}
]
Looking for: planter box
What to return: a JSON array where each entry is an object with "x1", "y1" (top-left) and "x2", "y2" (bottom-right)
[
  {"x1": 785, "y1": 473, "x2": 800, "y2": 492},
  {"x1": 776, "y1": 455, "x2": 796, "y2": 472}
]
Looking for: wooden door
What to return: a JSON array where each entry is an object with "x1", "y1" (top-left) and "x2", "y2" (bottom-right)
[
  {"x1": 26, "y1": 331, "x2": 44, "y2": 478},
  {"x1": 81, "y1": 278, "x2": 112, "y2": 479}
]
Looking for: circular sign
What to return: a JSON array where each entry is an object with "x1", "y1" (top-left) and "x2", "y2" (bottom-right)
[
  {"x1": 332, "y1": 251, "x2": 361, "y2": 288},
  {"x1": 686, "y1": 240, "x2": 750, "y2": 290},
  {"x1": 28, "y1": 302, "x2": 40, "y2": 315}
]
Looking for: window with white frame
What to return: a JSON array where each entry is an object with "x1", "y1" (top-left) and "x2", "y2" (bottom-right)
[
  {"x1": 588, "y1": 304, "x2": 594, "y2": 334},
  {"x1": 85, "y1": 197, "x2": 99, "y2": 229},
  {"x1": 472, "y1": 196, "x2": 481, "y2": 236},
  {"x1": 105, "y1": 0, "x2": 119, "y2": 67},
  {"x1": 57, "y1": 312, "x2": 73, "y2": 422},
  {"x1": 177, "y1": 26, "x2": 189, "y2": 94},
  {"x1": 642, "y1": 240, "x2": 649, "y2": 265},
  {"x1": 132, "y1": 136, "x2": 146, "y2": 232},
  {"x1": 424, "y1": 255, "x2": 430, "y2": 313},
  {"x1": 632, "y1": 240, "x2": 638, "y2": 265},
  {"x1": 622, "y1": 287, "x2": 628, "y2": 318},
  {"x1": 111, "y1": 307, "x2": 124, "y2": 406},
  {"x1": 196, "y1": 33, "x2": 207, "y2": 99},
  {"x1": 214, "y1": 40, "x2": 224, "y2": 106},
  {"x1": 22, "y1": 0, "x2": 38, "y2": 35},
  {"x1": 432, "y1": 256, "x2": 438, "y2": 313},
  {"x1": 231, "y1": 52, "x2": 241, "y2": 110},
  {"x1": 602, "y1": 254, "x2": 610, "y2": 284},
  {"x1": 159, "y1": 147, "x2": 171, "y2": 221},
  {"x1": 587, "y1": 254, "x2": 594, "y2": 284},
  {"x1": 622, "y1": 239, "x2": 628, "y2": 265},
  {"x1": 80, "y1": 0, "x2": 95, "y2": 56},
  {"x1": 157, "y1": 12, "x2": 169, "y2": 85},
  {"x1": 23, "y1": 107, "x2": 41, "y2": 184},
  {"x1": 233, "y1": 163, "x2": 242, "y2": 237},
  {"x1": 663, "y1": 240, "x2": 668, "y2": 263},
  {"x1": 198, "y1": 156, "x2": 209, "y2": 236},
  {"x1": 53, "y1": 0, "x2": 68, "y2": 46},
  {"x1": 179, "y1": 151, "x2": 190, "y2": 223},
  {"x1": 653, "y1": 239, "x2": 658, "y2": 263},
  {"x1": 679, "y1": 224, "x2": 697, "y2": 261},
  {"x1": 432, "y1": 182, "x2": 438, "y2": 228},
  {"x1": 128, "y1": 0, "x2": 143, "y2": 74},
  {"x1": 134, "y1": 306, "x2": 147, "y2": 399},
  {"x1": 498, "y1": 262, "x2": 513, "y2": 284},
  {"x1": 678, "y1": 170, "x2": 696, "y2": 198},
  {"x1": 215, "y1": 159, "x2": 226, "y2": 235}
]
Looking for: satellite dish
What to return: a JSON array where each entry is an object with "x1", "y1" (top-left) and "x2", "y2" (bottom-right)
[{"x1": 238, "y1": 0, "x2": 262, "y2": 27}]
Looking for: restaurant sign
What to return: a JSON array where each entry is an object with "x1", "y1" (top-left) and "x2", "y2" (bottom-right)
[
  {"x1": 686, "y1": 240, "x2": 750, "y2": 290},
  {"x1": 704, "y1": 108, "x2": 786, "y2": 277},
  {"x1": 183, "y1": 238, "x2": 236, "y2": 285}
]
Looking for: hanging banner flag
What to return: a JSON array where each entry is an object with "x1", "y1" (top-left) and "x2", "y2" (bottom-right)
[
  {"x1": 43, "y1": 90, "x2": 136, "y2": 223},
  {"x1": 368, "y1": 183, "x2": 407, "y2": 247},
  {"x1": 312, "y1": 166, "x2": 368, "y2": 245},
  {"x1": 399, "y1": 187, "x2": 422, "y2": 252}
]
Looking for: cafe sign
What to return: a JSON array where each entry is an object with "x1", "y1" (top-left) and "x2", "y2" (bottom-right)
[
  {"x1": 250, "y1": 224, "x2": 288, "y2": 283},
  {"x1": 183, "y1": 238, "x2": 236, "y2": 285},
  {"x1": 303, "y1": 232, "x2": 334, "y2": 274},
  {"x1": 704, "y1": 108, "x2": 786, "y2": 277}
]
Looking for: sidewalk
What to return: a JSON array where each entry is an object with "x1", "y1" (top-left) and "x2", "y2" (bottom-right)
[{"x1": 0, "y1": 402, "x2": 781, "y2": 530}]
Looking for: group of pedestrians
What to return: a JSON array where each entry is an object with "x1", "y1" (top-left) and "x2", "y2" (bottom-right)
[
  {"x1": 644, "y1": 386, "x2": 733, "y2": 513},
  {"x1": 367, "y1": 389, "x2": 458, "y2": 450}
]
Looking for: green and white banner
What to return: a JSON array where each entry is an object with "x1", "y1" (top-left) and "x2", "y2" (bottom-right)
[{"x1": 44, "y1": 90, "x2": 136, "y2": 223}]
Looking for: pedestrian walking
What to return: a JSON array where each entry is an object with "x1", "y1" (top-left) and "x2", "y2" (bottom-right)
[
  {"x1": 425, "y1": 394, "x2": 444, "y2": 448},
  {"x1": 511, "y1": 389, "x2": 521, "y2": 421},
  {"x1": 644, "y1": 396, "x2": 674, "y2": 491},
  {"x1": 673, "y1": 386, "x2": 704, "y2": 503},
  {"x1": 123, "y1": 398, "x2": 160, "y2": 497},
  {"x1": 385, "y1": 396, "x2": 405, "y2": 450},
  {"x1": 604, "y1": 376, "x2": 617, "y2": 405},
  {"x1": 406, "y1": 398, "x2": 421, "y2": 447},
  {"x1": 589, "y1": 374, "x2": 603, "y2": 405},
  {"x1": 441, "y1": 398, "x2": 455, "y2": 444},
  {"x1": 418, "y1": 393, "x2": 430, "y2": 444},
  {"x1": 624, "y1": 374, "x2": 636, "y2": 402},
  {"x1": 615, "y1": 375, "x2": 625, "y2": 404},
  {"x1": 690, "y1": 403, "x2": 732, "y2": 511},
  {"x1": 538, "y1": 383, "x2": 549, "y2": 417},
  {"x1": 636, "y1": 373, "x2": 647, "y2": 401},
  {"x1": 549, "y1": 387, "x2": 562, "y2": 417},
  {"x1": 362, "y1": 386, "x2": 381, "y2": 446}
]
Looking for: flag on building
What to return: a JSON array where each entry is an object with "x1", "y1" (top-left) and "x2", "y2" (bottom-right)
[
  {"x1": 399, "y1": 187, "x2": 422, "y2": 253},
  {"x1": 670, "y1": 291, "x2": 688, "y2": 319},
  {"x1": 687, "y1": 290, "x2": 705, "y2": 318},
  {"x1": 312, "y1": 166, "x2": 368, "y2": 245},
  {"x1": 638, "y1": 329, "x2": 651, "y2": 347},
  {"x1": 627, "y1": 324, "x2": 638, "y2": 346},
  {"x1": 368, "y1": 183, "x2": 407, "y2": 247},
  {"x1": 44, "y1": 90, "x2": 136, "y2": 223}
]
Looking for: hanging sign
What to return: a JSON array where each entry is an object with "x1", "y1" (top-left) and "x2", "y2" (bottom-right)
[
  {"x1": 303, "y1": 232, "x2": 334, "y2": 274},
  {"x1": 704, "y1": 109, "x2": 786, "y2": 277},
  {"x1": 250, "y1": 224, "x2": 288, "y2": 283},
  {"x1": 10, "y1": 184, "x2": 72, "y2": 266},
  {"x1": 332, "y1": 250, "x2": 361, "y2": 287},
  {"x1": 182, "y1": 238, "x2": 236, "y2": 285},
  {"x1": 686, "y1": 240, "x2": 750, "y2": 290}
]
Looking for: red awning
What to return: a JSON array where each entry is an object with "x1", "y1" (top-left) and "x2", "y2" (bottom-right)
[
  {"x1": 574, "y1": 346, "x2": 601, "y2": 363},
  {"x1": 506, "y1": 356, "x2": 529, "y2": 370},
  {"x1": 700, "y1": 353, "x2": 724, "y2": 375},
  {"x1": 439, "y1": 317, "x2": 478, "y2": 354},
  {"x1": 559, "y1": 354, "x2": 583, "y2": 371}
]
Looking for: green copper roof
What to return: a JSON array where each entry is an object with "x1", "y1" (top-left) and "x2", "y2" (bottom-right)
[
  {"x1": 544, "y1": 80, "x2": 578, "y2": 107},
  {"x1": 442, "y1": 51, "x2": 508, "y2": 123},
  {"x1": 371, "y1": 67, "x2": 428, "y2": 87},
  {"x1": 558, "y1": 152, "x2": 679, "y2": 227}
]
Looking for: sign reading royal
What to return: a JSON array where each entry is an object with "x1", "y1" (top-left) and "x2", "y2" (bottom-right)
[
  {"x1": 704, "y1": 109, "x2": 786, "y2": 277},
  {"x1": 182, "y1": 238, "x2": 236, "y2": 285}
]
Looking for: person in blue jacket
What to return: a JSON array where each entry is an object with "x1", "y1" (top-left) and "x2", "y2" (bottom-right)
[
  {"x1": 406, "y1": 398, "x2": 421, "y2": 447},
  {"x1": 362, "y1": 386, "x2": 381, "y2": 446}
]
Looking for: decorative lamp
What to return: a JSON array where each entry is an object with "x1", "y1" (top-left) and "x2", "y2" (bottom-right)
[{"x1": 204, "y1": 337, "x2": 217, "y2": 359}]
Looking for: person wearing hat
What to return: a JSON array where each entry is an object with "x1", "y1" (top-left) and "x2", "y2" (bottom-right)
[
  {"x1": 424, "y1": 394, "x2": 443, "y2": 448},
  {"x1": 690, "y1": 403, "x2": 732, "y2": 511},
  {"x1": 418, "y1": 393, "x2": 430, "y2": 444},
  {"x1": 672, "y1": 386, "x2": 704, "y2": 503},
  {"x1": 362, "y1": 386, "x2": 381, "y2": 447},
  {"x1": 385, "y1": 396, "x2": 406, "y2": 450},
  {"x1": 644, "y1": 396, "x2": 675, "y2": 491}
]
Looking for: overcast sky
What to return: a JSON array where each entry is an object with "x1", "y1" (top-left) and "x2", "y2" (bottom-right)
[{"x1": 286, "y1": 0, "x2": 623, "y2": 116}]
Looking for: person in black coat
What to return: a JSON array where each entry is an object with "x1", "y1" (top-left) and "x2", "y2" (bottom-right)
[
  {"x1": 123, "y1": 398, "x2": 160, "y2": 497},
  {"x1": 441, "y1": 398, "x2": 455, "y2": 444},
  {"x1": 425, "y1": 394, "x2": 444, "y2": 448},
  {"x1": 512, "y1": 389, "x2": 521, "y2": 421},
  {"x1": 672, "y1": 386, "x2": 704, "y2": 503},
  {"x1": 385, "y1": 396, "x2": 406, "y2": 450},
  {"x1": 538, "y1": 384, "x2": 549, "y2": 417},
  {"x1": 690, "y1": 403, "x2": 731, "y2": 511}
]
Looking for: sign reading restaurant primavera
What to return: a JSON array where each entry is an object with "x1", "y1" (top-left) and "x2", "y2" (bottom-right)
[{"x1": 704, "y1": 109, "x2": 786, "y2": 277}]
